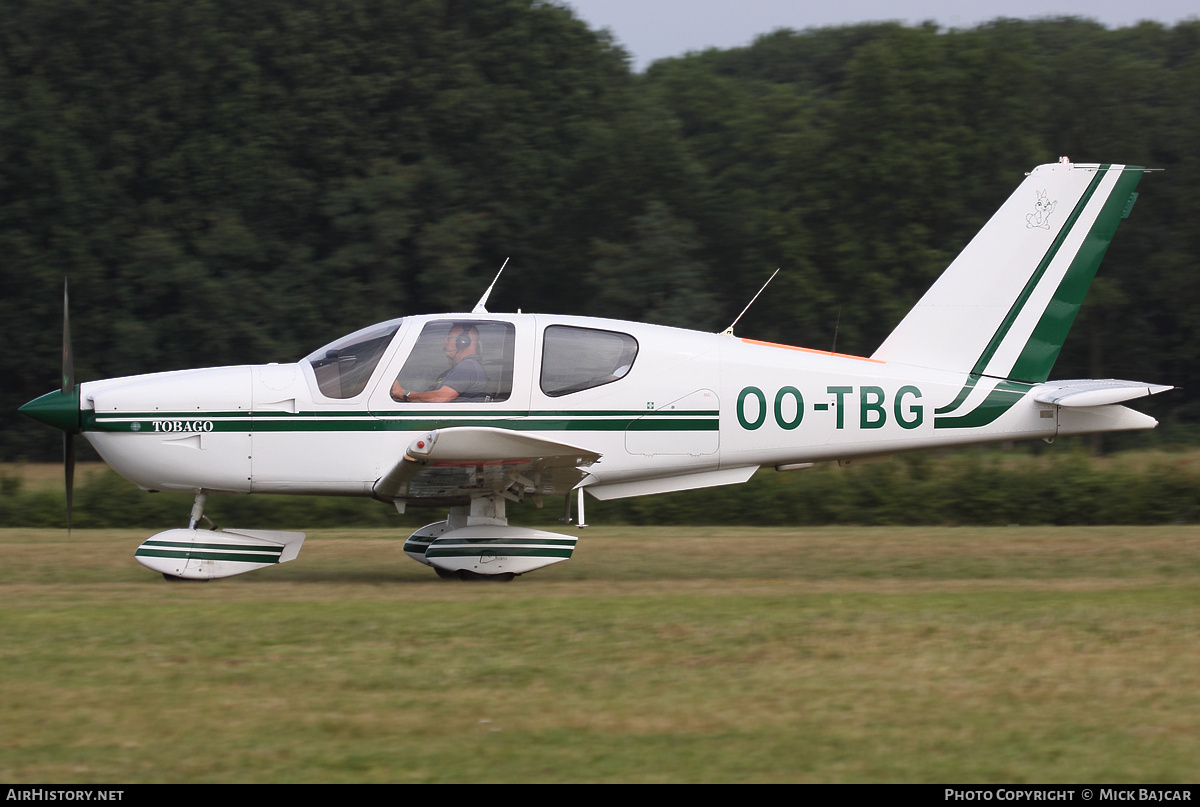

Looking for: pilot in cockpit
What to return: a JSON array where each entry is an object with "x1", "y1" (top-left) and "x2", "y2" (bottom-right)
[{"x1": 390, "y1": 323, "x2": 487, "y2": 403}]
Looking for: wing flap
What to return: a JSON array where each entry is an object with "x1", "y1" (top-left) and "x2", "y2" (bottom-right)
[{"x1": 373, "y1": 427, "x2": 601, "y2": 504}]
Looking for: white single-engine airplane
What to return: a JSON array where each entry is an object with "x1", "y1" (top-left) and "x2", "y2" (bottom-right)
[{"x1": 21, "y1": 161, "x2": 1171, "y2": 581}]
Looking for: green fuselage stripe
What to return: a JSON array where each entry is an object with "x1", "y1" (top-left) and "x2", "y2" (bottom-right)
[
  {"x1": 933, "y1": 375, "x2": 981, "y2": 416},
  {"x1": 425, "y1": 546, "x2": 574, "y2": 559},
  {"x1": 933, "y1": 380, "x2": 1032, "y2": 429},
  {"x1": 84, "y1": 410, "x2": 719, "y2": 434}
]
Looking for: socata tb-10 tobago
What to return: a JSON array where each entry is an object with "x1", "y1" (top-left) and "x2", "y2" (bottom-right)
[{"x1": 21, "y1": 160, "x2": 1171, "y2": 581}]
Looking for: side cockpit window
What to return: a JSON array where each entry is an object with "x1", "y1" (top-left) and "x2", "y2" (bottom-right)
[
  {"x1": 541, "y1": 325, "x2": 638, "y2": 397},
  {"x1": 393, "y1": 320, "x2": 515, "y2": 403},
  {"x1": 306, "y1": 319, "x2": 403, "y2": 399}
]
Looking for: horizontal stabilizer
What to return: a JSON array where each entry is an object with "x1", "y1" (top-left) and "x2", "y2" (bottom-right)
[
  {"x1": 1057, "y1": 403, "x2": 1159, "y2": 435},
  {"x1": 1033, "y1": 379, "x2": 1173, "y2": 407}
]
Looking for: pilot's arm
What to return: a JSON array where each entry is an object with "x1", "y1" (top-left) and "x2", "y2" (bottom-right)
[{"x1": 390, "y1": 379, "x2": 460, "y2": 403}]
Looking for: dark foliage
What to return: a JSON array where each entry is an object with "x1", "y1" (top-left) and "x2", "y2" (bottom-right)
[{"x1": 5, "y1": 4, "x2": 1199, "y2": 466}]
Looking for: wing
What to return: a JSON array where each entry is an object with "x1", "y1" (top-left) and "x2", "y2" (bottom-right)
[{"x1": 373, "y1": 427, "x2": 601, "y2": 506}]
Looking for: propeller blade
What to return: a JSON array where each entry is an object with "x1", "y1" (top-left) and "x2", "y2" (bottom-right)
[{"x1": 62, "y1": 278, "x2": 74, "y2": 394}]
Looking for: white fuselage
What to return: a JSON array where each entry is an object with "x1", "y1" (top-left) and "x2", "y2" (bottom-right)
[{"x1": 78, "y1": 313, "x2": 1154, "y2": 503}]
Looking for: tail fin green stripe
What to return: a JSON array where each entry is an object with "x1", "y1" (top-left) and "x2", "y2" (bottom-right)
[
  {"x1": 1007, "y1": 166, "x2": 1144, "y2": 382},
  {"x1": 969, "y1": 168, "x2": 1107, "y2": 377}
]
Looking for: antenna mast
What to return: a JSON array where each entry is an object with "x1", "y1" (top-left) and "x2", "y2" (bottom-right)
[
  {"x1": 722, "y1": 268, "x2": 779, "y2": 336},
  {"x1": 472, "y1": 257, "x2": 509, "y2": 314}
]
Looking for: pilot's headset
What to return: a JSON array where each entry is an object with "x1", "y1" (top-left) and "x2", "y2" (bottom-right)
[{"x1": 452, "y1": 323, "x2": 479, "y2": 353}]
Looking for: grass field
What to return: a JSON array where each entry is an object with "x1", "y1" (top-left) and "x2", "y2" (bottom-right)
[{"x1": 2, "y1": 525, "x2": 1199, "y2": 783}]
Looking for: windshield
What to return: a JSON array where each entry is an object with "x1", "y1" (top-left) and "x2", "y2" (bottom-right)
[{"x1": 305, "y1": 318, "x2": 403, "y2": 399}]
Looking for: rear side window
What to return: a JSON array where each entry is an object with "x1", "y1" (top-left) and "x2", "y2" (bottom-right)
[{"x1": 541, "y1": 325, "x2": 638, "y2": 397}]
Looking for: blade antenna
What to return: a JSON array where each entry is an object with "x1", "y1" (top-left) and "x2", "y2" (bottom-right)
[
  {"x1": 722, "y1": 268, "x2": 779, "y2": 336},
  {"x1": 472, "y1": 257, "x2": 509, "y2": 314}
]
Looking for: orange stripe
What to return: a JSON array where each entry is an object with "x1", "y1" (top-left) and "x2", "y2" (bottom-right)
[{"x1": 740, "y1": 338, "x2": 885, "y2": 364}]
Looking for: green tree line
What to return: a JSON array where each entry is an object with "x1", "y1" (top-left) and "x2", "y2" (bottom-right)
[{"x1": 4, "y1": 1, "x2": 1199, "y2": 463}]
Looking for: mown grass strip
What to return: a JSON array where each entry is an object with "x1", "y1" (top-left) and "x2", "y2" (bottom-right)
[{"x1": 1, "y1": 526, "x2": 1198, "y2": 782}]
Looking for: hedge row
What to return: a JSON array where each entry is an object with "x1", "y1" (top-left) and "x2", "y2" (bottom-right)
[{"x1": 4, "y1": 448, "x2": 1200, "y2": 529}]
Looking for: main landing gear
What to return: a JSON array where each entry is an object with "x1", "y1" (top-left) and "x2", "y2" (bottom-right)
[{"x1": 402, "y1": 494, "x2": 579, "y2": 581}]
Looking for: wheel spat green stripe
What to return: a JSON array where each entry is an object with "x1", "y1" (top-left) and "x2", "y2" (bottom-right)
[
  {"x1": 425, "y1": 546, "x2": 574, "y2": 559},
  {"x1": 135, "y1": 549, "x2": 282, "y2": 564}
]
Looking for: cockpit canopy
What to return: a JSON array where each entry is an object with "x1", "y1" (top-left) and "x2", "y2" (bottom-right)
[{"x1": 303, "y1": 316, "x2": 641, "y2": 402}]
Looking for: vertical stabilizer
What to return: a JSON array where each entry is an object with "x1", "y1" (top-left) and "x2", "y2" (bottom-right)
[{"x1": 872, "y1": 162, "x2": 1143, "y2": 383}]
